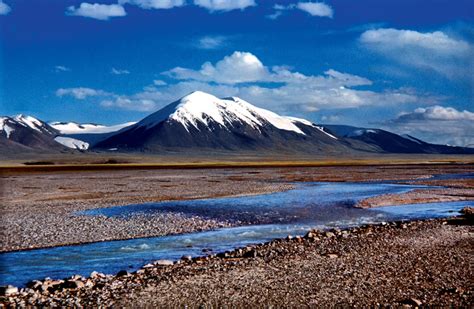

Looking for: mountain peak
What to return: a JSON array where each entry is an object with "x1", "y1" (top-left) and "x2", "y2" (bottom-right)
[
  {"x1": 137, "y1": 91, "x2": 313, "y2": 135},
  {"x1": 179, "y1": 91, "x2": 220, "y2": 103}
]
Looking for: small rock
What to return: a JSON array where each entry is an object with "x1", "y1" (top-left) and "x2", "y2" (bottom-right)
[
  {"x1": 401, "y1": 298, "x2": 423, "y2": 307},
  {"x1": 181, "y1": 255, "x2": 192, "y2": 262},
  {"x1": 26, "y1": 280, "x2": 42, "y2": 290},
  {"x1": 154, "y1": 259, "x2": 174, "y2": 266},
  {"x1": 63, "y1": 280, "x2": 85, "y2": 289},
  {"x1": 325, "y1": 232, "x2": 335, "y2": 238},
  {"x1": 0, "y1": 285, "x2": 18, "y2": 296},
  {"x1": 460, "y1": 207, "x2": 474, "y2": 219},
  {"x1": 327, "y1": 254, "x2": 338, "y2": 259},
  {"x1": 244, "y1": 249, "x2": 257, "y2": 258},
  {"x1": 116, "y1": 270, "x2": 129, "y2": 277},
  {"x1": 90, "y1": 271, "x2": 105, "y2": 279}
]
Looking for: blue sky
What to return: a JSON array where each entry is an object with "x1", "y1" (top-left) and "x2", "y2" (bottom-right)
[{"x1": 1, "y1": 0, "x2": 473, "y2": 146}]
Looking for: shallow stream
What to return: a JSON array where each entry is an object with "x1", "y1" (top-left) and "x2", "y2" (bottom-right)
[{"x1": 1, "y1": 179, "x2": 472, "y2": 287}]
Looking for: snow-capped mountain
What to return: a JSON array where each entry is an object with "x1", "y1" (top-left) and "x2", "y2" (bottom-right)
[
  {"x1": 323, "y1": 125, "x2": 473, "y2": 154},
  {"x1": 50, "y1": 121, "x2": 136, "y2": 134},
  {"x1": 0, "y1": 115, "x2": 89, "y2": 153},
  {"x1": 2, "y1": 93, "x2": 473, "y2": 156},
  {"x1": 95, "y1": 91, "x2": 346, "y2": 153},
  {"x1": 1, "y1": 115, "x2": 57, "y2": 137}
]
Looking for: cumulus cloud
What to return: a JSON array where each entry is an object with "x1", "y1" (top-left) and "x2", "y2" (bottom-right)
[
  {"x1": 66, "y1": 3, "x2": 126, "y2": 20},
  {"x1": 0, "y1": 0, "x2": 11, "y2": 15},
  {"x1": 56, "y1": 87, "x2": 111, "y2": 100},
  {"x1": 54, "y1": 65, "x2": 71, "y2": 72},
  {"x1": 268, "y1": 2, "x2": 333, "y2": 19},
  {"x1": 360, "y1": 28, "x2": 472, "y2": 78},
  {"x1": 111, "y1": 68, "x2": 130, "y2": 75},
  {"x1": 165, "y1": 51, "x2": 269, "y2": 83},
  {"x1": 382, "y1": 106, "x2": 474, "y2": 147},
  {"x1": 119, "y1": 0, "x2": 185, "y2": 9},
  {"x1": 194, "y1": 0, "x2": 256, "y2": 12},
  {"x1": 100, "y1": 97, "x2": 157, "y2": 111},
  {"x1": 296, "y1": 2, "x2": 333, "y2": 18},
  {"x1": 82, "y1": 51, "x2": 430, "y2": 114},
  {"x1": 195, "y1": 35, "x2": 227, "y2": 49},
  {"x1": 164, "y1": 51, "x2": 373, "y2": 87}
]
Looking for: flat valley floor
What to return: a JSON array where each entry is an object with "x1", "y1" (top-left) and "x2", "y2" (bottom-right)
[{"x1": 1, "y1": 162, "x2": 473, "y2": 306}]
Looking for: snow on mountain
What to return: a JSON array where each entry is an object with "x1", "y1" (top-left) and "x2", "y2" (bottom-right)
[
  {"x1": 346, "y1": 129, "x2": 378, "y2": 137},
  {"x1": 0, "y1": 117, "x2": 15, "y2": 138},
  {"x1": 54, "y1": 136, "x2": 89, "y2": 150},
  {"x1": 50, "y1": 121, "x2": 136, "y2": 134},
  {"x1": 1, "y1": 115, "x2": 57, "y2": 139},
  {"x1": 401, "y1": 134, "x2": 423, "y2": 144},
  {"x1": 15, "y1": 114, "x2": 57, "y2": 135},
  {"x1": 137, "y1": 91, "x2": 315, "y2": 135}
]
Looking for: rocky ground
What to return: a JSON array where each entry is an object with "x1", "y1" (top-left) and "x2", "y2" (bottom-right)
[
  {"x1": 1, "y1": 164, "x2": 473, "y2": 251},
  {"x1": 357, "y1": 178, "x2": 474, "y2": 208},
  {"x1": 0, "y1": 169, "x2": 293, "y2": 251},
  {"x1": 1, "y1": 215, "x2": 472, "y2": 307}
]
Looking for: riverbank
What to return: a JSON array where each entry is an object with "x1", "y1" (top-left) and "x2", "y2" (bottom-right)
[
  {"x1": 1, "y1": 164, "x2": 473, "y2": 252},
  {"x1": 1, "y1": 216, "x2": 472, "y2": 307}
]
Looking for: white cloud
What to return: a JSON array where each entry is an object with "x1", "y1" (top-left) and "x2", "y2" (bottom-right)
[
  {"x1": 54, "y1": 65, "x2": 71, "y2": 72},
  {"x1": 164, "y1": 51, "x2": 373, "y2": 87},
  {"x1": 396, "y1": 106, "x2": 474, "y2": 121},
  {"x1": 296, "y1": 2, "x2": 333, "y2": 18},
  {"x1": 194, "y1": 0, "x2": 256, "y2": 12},
  {"x1": 383, "y1": 106, "x2": 474, "y2": 147},
  {"x1": 0, "y1": 0, "x2": 11, "y2": 15},
  {"x1": 153, "y1": 80, "x2": 167, "y2": 86},
  {"x1": 361, "y1": 28, "x2": 470, "y2": 55},
  {"x1": 93, "y1": 51, "x2": 430, "y2": 114},
  {"x1": 268, "y1": 2, "x2": 333, "y2": 19},
  {"x1": 111, "y1": 68, "x2": 130, "y2": 75},
  {"x1": 360, "y1": 28, "x2": 472, "y2": 78},
  {"x1": 195, "y1": 35, "x2": 227, "y2": 49},
  {"x1": 56, "y1": 87, "x2": 111, "y2": 100},
  {"x1": 66, "y1": 3, "x2": 126, "y2": 20},
  {"x1": 101, "y1": 97, "x2": 157, "y2": 111},
  {"x1": 165, "y1": 51, "x2": 269, "y2": 83},
  {"x1": 119, "y1": 0, "x2": 185, "y2": 9}
]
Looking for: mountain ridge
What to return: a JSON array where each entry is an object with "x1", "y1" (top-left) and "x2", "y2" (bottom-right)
[{"x1": 2, "y1": 91, "x2": 473, "y2": 156}]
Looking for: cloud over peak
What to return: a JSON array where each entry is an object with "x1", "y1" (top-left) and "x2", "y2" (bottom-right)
[
  {"x1": 58, "y1": 51, "x2": 427, "y2": 114},
  {"x1": 383, "y1": 105, "x2": 474, "y2": 147},
  {"x1": 66, "y1": 3, "x2": 126, "y2": 20}
]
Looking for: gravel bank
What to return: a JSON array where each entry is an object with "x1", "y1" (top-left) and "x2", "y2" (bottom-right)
[
  {"x1": 0, "y1": 169, "x2": 293, "y2": 252},
  {"x1": 1, "y1": 165, "x2": 473, "y2": 252},
  {"x1": 1, "y1": 217, "x2": 472, "y2": 307}
]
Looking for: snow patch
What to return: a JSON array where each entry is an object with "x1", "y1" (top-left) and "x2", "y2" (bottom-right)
[
  {"x1": 402, "y1": 134, "x2": 423, "y2": 144},
  {"x1": 51, "y1": 121, "x2": 136, "y2": 134},
  {"x1": 0, "y1": 117, "x2": 15, "y2": 138},
  {"x1": 3, "y1": 125, "x2": 14, "y2": 138},
  {"x1": 347, "y1": 129, "x2": 378, "y2": 137},
  {"x1": 54, "y1": 136, "x2": 89, "y2": 150}
]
